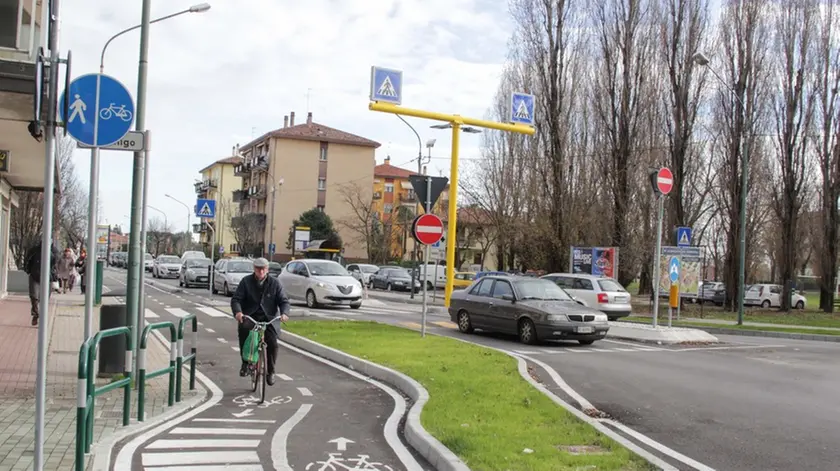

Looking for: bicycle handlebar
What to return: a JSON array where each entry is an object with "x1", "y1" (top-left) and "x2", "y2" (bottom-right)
[{"x1": 240, "y1": 314, "x2": 285, "y2": 328}]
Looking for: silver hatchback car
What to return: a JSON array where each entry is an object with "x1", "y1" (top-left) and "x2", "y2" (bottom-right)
[{"x1": 541, "y1": 273, "x2": 632, "y2": 320}]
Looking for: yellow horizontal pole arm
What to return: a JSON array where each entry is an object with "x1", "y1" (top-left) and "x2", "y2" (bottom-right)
[{"x1": 369, "y1": 102, "x2": 535, "y2": 136}]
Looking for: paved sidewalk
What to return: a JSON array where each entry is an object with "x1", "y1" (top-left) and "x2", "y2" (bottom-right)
[{"x1": 0, "y1": 293, "x2": 203, "y2": 470}]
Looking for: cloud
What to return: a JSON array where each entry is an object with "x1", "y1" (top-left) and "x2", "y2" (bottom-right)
[{"x1": 60, "y1": 0, "x2": 513, "y2": 231}]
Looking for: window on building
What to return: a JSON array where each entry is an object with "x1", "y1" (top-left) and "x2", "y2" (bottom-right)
[
  {"x1": 385, "y1": 183, "x2": 394, "y2": 193},
  {"x1": 320, "y1": 142, "x2": 328, "y2": 161},
  {"x1": 384, "y1": 204, "x2": 393, "y2": 214},
  {"x1": 318, "y1": 178, "x2": 326, "y2": 190},
  {"x1": 317, "y1": 205, "x2": 325, "y2": 212}
]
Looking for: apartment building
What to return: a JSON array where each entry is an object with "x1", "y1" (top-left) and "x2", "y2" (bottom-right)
[
  {"x1": 233, "y1": 111, "x2": 379, "y2": 260},
  {"x1": 194, "y1": 155, "x2": 242, "y2": 255},
  {"x1": 0, "y1": 0, "x2": 49, "y2": 297}
]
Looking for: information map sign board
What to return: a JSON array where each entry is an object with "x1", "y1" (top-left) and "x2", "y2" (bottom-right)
[
  {"x1": 657, "y1": 246, "x2": 702, "y2": 297},
  {"x1": 570, "y1": 247, "x2": 619, "y2": 278}
]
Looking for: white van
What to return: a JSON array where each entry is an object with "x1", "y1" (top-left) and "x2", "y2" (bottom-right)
[{"x1": 417, "y1": 263, "x2": 447, "y2": 290}]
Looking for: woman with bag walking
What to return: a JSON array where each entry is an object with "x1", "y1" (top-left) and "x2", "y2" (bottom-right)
[
  {"x1": 56, "y1": 248, "x2": 76, "y2": 294},
  {"x1": 75, "y1": 248, "x2": 88, "y2": 294}
]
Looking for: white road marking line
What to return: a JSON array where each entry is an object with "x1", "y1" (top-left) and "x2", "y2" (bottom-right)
[
  {"x1": 278, "y1": 374, "x2": 293, "y2": 381},
  {"x1": 192, "y1": 417, "x2": 276, "y2": 424},
  {"x1": 280, "y1": 342, "x2": 423, "y2": 471},
  {"x1": 197, "y1": 306, "x2": 229, "y2": 318},
  {"x1": 146, "y1": 439, "x2": 260, "y2": 449},
  {"x1": 165, "y1": 308, "x2": 190, "y2": 318},
  {"x1": 541, "y1": 349, "x2": 562, "y2": 354},
  {"x1": 169, "y1": 427, "x2": 265, "y2": 436},
  {"x1": 136, "y1": 466, "x2": 263, "y2": 471},
  {"x1": 676, "y1": 344, "x2": 787, "y2": 352},
  {"x1": 144, "y1": 309, "x2": 159, "y2": 318},
  {"x1": 297, "y1": 387, "x2": 312, "y2": 396},
  {"x1": 142, "y1": 450, "x2": 260, "y2": 466},
  {"x1": 613, "y1": 348, "x2": 639, "y2": 352},
  {"x1": 564, "y1": 348, "x2": 585, "y2": 353},
  {"x1": 197, "y1": 321, "x2": 204, "y2": 326},
  {"x1": 513, "y1": 350, "x2": 540, "y2": 354},
  {"x1": 601, "y1": 419, "x2": 716, "y2": 471},
  {"x1": 604, "y1": 338, "x2": 665, "y2": 350},
  {"x1": 271, "y1": 403, "x2": 313, "y2": 471},
  {"x1": 516, "y1": 353, "x2": 598, "y2": 411},
  {"x1": 205, "y1": 328, "x2": 215, "y2": 333},
  {"x1": 232, "y1": 347, "x2": 240, "y2": 352},
  {"x1": 217, "y1": 338, "x2": 227, "y2": 344}
]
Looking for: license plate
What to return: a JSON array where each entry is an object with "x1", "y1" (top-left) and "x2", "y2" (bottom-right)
[
  {"x1": 615, "y1": 296, "x2": 629, "y2": 303},
  {"x1": 577, "y1": 326, "x2": 594, "y2": 334},
  {"x1": 197, "y1": 277, "x2": 207, "y2": 281}
]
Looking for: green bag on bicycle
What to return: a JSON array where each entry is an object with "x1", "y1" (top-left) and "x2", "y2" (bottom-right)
[{"x1": 242, "y1": 330, "x2": 261, "y2": 364}]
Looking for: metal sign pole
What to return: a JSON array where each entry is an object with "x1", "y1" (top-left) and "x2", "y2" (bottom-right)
[
  {"x1": 421, "y1": 176, "x2": 433, "y2": 337},
  {"x1": 83, "y1": 72, "x2": 101, "y2": 342},
  {"x1": 208, "y1": 221, "x2": 216, "y2": 293},
  {"x1": 432, "y1": 258, "x2": 438, "y2": 303},
  {"x1": 652, "y1": 195, "x2": 664, "y2": 328}
]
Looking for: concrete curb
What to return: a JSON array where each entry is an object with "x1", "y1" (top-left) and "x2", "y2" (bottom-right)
[
  {"x1": 682, "y1": 325, "x2": 840, "y2": 343},
  {"x1": 366, "y1": 292, "x2": 447, "y2": 312},
  {"x1": 90, "y1": 329, "x2": 211, "y2": 471},
  {"x1": 144, "y1": 279, "x2": 184, "y2": 294},
  {"x1": 279, "y1": 330, "x2": 470, "y2": 471}
]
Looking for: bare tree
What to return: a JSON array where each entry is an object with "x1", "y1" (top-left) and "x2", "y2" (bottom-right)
[
  {"x1": 146, "y1": 216, "x2": 174, "y2": 256},
  {"x1": 815, "y1": 1, "x2": 840, "y2": 311},
  {"x1": 335, "y1": 182, "x2": 380, "y2": 262},
  {"x1": 228, "y1": 207, "x2": 265, "y2": 257}
]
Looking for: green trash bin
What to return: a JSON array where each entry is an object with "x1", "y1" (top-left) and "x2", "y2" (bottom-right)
[{"x1": 98, "y1": 304, "x2": 128, "y2": 377}]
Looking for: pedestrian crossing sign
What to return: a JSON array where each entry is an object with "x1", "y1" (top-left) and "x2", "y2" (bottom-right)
[
  {"x1": 509, "y1": 91, "x2": 535, "y2": 126},
  {"x1": 676, "y1": 226, "x2": 692, "y2": 247},
  {"x1": 370, "y1": 66, "x2": 403, "y2": 105},
  {"x1": 195, "y1": 198, "x2": 216, "y2": 218}
]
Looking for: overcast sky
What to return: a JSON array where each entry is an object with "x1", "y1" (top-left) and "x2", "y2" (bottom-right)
[{"x1": 59, "y1": 0, "x2": 513, "y2": 233}]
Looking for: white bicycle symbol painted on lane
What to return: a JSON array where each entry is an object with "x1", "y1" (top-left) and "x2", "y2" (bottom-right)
[
  {"x1": 305, "y1": 453, "x2": 394, "y2": 471},
  {"x1": 232, "y1": 394, "x2": 292, "y2": 408},
  {"x1": 99, "y1": 103, "x2": 133, "y2": 122}
]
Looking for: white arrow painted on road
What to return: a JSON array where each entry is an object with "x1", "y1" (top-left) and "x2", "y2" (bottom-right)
[
  {"x1": 232, "y1": 409, "x2": 254, "y2": 418},
  {"x1": 328, "y1": 437, "x2": 354, "y2": 451}
]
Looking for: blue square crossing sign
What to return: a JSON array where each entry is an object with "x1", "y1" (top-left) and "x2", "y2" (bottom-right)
[{"x1": 195, "y1": 199, "x2": 216, "y2": 218}]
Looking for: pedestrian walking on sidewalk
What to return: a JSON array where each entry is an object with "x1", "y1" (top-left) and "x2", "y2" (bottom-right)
[
  {"x1": 231, "y1": 257, "x2": 290, "y2": 385},
  {"x1": 56, "y1": 248, "x2": 76, "y2": 294},
  {"x1": 23, "y1": 237, "x2": 60, "y2": 326},
  {"x1": 76, "y1": 248, "x2": 88, "y2": 294}
]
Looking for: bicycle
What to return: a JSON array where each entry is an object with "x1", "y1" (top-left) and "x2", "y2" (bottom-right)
[
  {"x1": 239, "y1": 314, "x2": 283, "y2": 403},
  {"x1": 99, "y1": 103, "x2": 133, "y2": 122},
  {"x1": 305, "y1": 453, "x2": 393, "y2": 471}
]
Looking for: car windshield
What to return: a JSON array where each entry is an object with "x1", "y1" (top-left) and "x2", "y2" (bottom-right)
[
  {"x1": 145, "y1": 254, "x2": 153, "y2": 260},
  {"x1": 269, "y1": 262, "x2": 283, "y2": 270},
  {"x1": 514, "y1": 279, "x2": 574, "y2": 301},
  {"x1": 597, "y1": 279, "x2": 625, "y2": 292},
  {"x1": 307, "y1": 261, "x2": 348, "y2": 276},
  {"x1": 228, "y1": 261, "x2": 253, "y2": 273},
  {"x1": 360, "y1": 264, "x2": 378, "y2": 273},
  {"x1": 389, "y1": 269, "x2": 411, "y2": 278},
  {"x1": 186, "y1": 259, "x2": 210, "y2": 268},
  {"x1": 159, "y1": 256, "x2": 180, "y2": 264}
]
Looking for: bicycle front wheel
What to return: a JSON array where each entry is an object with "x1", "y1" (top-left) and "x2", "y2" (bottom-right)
[{"x1": 251, "y1": 354, "x2": 260, "y2": 393}]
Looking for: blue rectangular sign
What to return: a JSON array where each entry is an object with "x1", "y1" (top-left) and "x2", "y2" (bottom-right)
[
  {"x1": 370, "y1": 66, "x2": 403, "y2": 105},
  {"x1": 676, "y1": 227, "x2": 692, "y2": 247},
  {"x1": 509, "y1": 92, "x2": 535, "y2": 126},
  {"x1": 195, "y1": 199, "x2": 216, "y2": 218}
]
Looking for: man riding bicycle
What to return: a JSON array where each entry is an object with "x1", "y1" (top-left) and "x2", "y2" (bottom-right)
[{"x1": 231, "y1": 257, "x2": 290, "y2": 385}]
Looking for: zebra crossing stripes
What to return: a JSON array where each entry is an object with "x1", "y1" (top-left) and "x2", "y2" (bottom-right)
[
  {"x1": 512, "y1": 345, "x2": 664, "y2": 355},
  {"x1": 164, "y1": 307, "x2": 192, "y2": 318},
  {"x1": 144, "y1": 308, "x2": 159, "y2": 318},
  {"x1": 196, "y1": 306, "x2": 229, "y2": 318}
]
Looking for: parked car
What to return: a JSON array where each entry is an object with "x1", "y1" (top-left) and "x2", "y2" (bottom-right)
[
  {"x1": 369, "y1": 266, "x2": 420, "y2": 292},
  {"x1": 346, "y1": 263, "x2": 379, "y2": 286},
  {"x1": 745, "y1": 283, "x2": 807, "y2": 309},
  {"x1": 144, "y1": 253, "x2": 154, "y2": 272},
  {"x1": 448, "y1": 275, "x2": 610, "y2": 345},
  {"x1": 181, "y1": 250, "x2": 206, "y2": 261},
  {"x1": 541, "y1": 273, "x2": 632, "y2": 320},
  {"x1": 179, "y1": 258, "x2": 212, "y2": 288},
  {"x1": 278, "y1": 259, "x2": 363, "y2": 309},
  {"x1": 212, "y1": 258, "x2": 253, "y2": 296},
  {"x1": 153, "y1": 255, "x2": 182, "y2": 279},
  {"x1": 698, "y1": 281, "x2": 724, "y2": 304},
  {"x1": 452, "y1": 272, "x2": 477, "y2": 289}
]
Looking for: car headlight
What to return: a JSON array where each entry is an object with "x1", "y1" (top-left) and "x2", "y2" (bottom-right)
[
  {"x1": 316, "y1": 282, "x2": 335, "y2": 290},
  {"x1": 547, "y1": 314, "x2": 568, "y2": 322},
  {"x1": 187, "y1": 269, "x2": 195, "y2": 276},
  {"x1": 594, "y1": 314, "x2": 608, "y2": 322}
]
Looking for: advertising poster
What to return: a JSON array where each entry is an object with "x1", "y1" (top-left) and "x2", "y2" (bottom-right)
[
  {"x1": 657, "y1": 246, "x2": 702, "y2": 297},
  {"x1": 96, "y1": 225, "x2": 110, "y2": 258},
  {"x1": 571, "y1": 247, "x2": 619, "y2": 278}
]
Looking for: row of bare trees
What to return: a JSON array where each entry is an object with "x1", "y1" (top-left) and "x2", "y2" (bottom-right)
[{"x1": 463, "y1": 0, "x2": 840, "y2": 312}]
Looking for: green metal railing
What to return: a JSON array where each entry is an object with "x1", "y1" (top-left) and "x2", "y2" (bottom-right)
[
  {"x1": 176, "y1": 314, "x2": 198, "y2": 401},
  {"x1": 75, "y1": 327, "x2": 133, "y2": 471},
  {"x1": 138, "y1": 322, "x2": 177, "y2": 421}
]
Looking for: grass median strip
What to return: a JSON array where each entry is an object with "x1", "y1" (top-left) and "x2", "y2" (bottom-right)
[
  {"x1": 621, "y1": 318, "x2": 840, "y2": 337},
  {"x1": 287, "y1": 320, "x2": 653, "y2": 471}
]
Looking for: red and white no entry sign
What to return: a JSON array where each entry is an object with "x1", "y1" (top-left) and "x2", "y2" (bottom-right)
[
  {"x1": 656, "y1": 167, "x2": 674, "y2": 195},
  {"x1": 413, "y1": 214, "x2": 444, "y2": 245}
]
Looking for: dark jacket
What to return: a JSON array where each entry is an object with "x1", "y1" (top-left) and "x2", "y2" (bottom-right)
[
  {"x1": 231, "y1": 273, "x2": 291, "y2": 320},
  {"x1": 24, "y1": 241, "x2": 60, "y2": 280}
]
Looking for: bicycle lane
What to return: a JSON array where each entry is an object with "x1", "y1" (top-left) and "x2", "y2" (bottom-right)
[{"x1": 107, "y1": 292, "x2": 432, "y2": 471}]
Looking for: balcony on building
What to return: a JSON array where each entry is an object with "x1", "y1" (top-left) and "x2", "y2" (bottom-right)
[
  {"x1": 193, "y1": 221, "x2": 212, "y2": 234},
  {"x1": 248, "y1": 184, "x2": 266, "y2": 200},
  {"x1": 232, "y1": 188, "x2": 249, "y2": 203},
  {"x1": 194, "y1": 178, "x2": 217, "y2": 195},
  {"x1": 233, "y1": 161, "x2": 251, "y2": 177},
  {"x1": 1, "y1": 0, "x2": 51, "y2": 191},
  {"x1": 372, "y1": 191, "x2": 382, "y2": 200},
  {"x1": 250, "y1": 153, "x2": 269, "y2": 174},
  {"x1": 400, "y1": 191, "x2": 416, "y2": 204}
]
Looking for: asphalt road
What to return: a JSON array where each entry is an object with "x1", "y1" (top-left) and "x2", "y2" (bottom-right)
[
  {"x1": 117, "y1": 267, "x2": 840, "y2": 470},
  {"x1": 103, "y1": 269, "x2": 431, "y2": 471}
]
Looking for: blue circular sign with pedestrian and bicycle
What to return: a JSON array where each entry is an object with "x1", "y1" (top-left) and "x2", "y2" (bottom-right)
[
  {"x1": 59, "y1": 73, "x2": 135, "y2": 147},
  {"x1": 669, "y1": 256, "x2": 680, "y2": 284}
]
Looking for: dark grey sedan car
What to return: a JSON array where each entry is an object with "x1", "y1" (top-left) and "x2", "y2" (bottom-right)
[{"x1": 448, "y1": 275, "x2": 610, "y2": 345}]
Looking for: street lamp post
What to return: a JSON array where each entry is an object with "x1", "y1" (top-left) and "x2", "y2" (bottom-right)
[
  {"x1": 396, "y1": 114, "x2": 423, "y2": 299},
  {"x1": 693, "y1": 51, "x2": 748, "y2": 325},
  {"x1": 165, "y1": 194, "x2": 192, "y2": 255},
  {"x1": 120, "y1": 2, "x2": 211, "y2": 388}
]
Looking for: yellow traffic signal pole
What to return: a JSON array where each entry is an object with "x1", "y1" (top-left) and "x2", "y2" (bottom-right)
[{"x1": 368, "y1": 101, "x2": 534, "y2": 307}]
